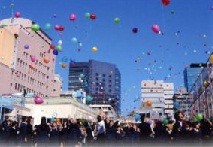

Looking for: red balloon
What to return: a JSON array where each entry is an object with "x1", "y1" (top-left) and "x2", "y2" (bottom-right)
[
  {"x1": 54, "y1": 25, "x2": 60, "y2": 31},
  {"x1": 50, "y1": 44, "x2": 55, "y2": 49},
  {"x1": 152, "y1": 24, "x2": 160, "y2": 34},
  {"x1": 90, "y1": 14, "x2": 96, "y2": 20},
  {"x1": 15, "y1": 11, "x2": 21, "y2": 18},
  {"x1": 58, "y1": 26, "x2": 65, "y2": 31},
  {"x1": 162, "y1": 0, "x2": 170, "y2": 6}
]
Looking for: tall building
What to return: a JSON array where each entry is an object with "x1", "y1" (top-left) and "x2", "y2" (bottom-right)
[
  {"x1": 68, "y1": 59, "x2": 121, "y2": 114},
  {"x1": 183, "y1": 63, "x2": 207, "y2": 92},
  {"x1": 0, "y1": 18, "x2": 62, "y2": 97},
  {"x1": 141, "y1": 80, "x2": 174, "y2": 118}
]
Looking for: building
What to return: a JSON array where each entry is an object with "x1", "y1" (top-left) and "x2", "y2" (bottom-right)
[
  {"x1": 183, "y1": 63, "x2": 207, "y2": 92},
  {"x1": 68, "y1": 59, "x2": 121, "y2": 115},
  {"x1": 140, "y1": 80, "x2": 174, "y2": 119},
  {"x1": 188, "y1": 55, "x2": 213, "y2": 119},
  {"x1": 0, "y1": 94, "x2": 99, "y2": 125},
  {"x1": 173, "y1": 88, "x2": 193, "y2": 120},
  {"x1": 0, "y1": 18, "x2": 62, "y2": 97}
]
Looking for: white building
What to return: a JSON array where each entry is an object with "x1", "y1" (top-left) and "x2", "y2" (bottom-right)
[{"x1": 140, "y1": 80, "x2": 174, "y2": 119}]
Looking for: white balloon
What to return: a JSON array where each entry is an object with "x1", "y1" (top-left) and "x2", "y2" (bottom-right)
[{"x1": 58, "y1": 40, "x2": 63, "y2": 45}]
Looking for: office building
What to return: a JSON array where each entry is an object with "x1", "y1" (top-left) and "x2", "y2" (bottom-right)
[
  {"x1": 0, "y1": 18, "x2": 62, "y2": 97},
  {"x1": 68, "y1": 59, "x2": 121, "y2": 114}
]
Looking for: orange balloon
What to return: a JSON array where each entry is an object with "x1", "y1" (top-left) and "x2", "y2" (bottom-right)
[
  {"x1": 210, "y1": 54, "x2": 213, "y2": 63},
  {"x1": 146, "y1": 101, "x2": 152, "y2": 107},
  {"x1": 61, "y1": 64, "x2": 67, "y2": 68},
  {"x1": 43, "y1": 57, "x2": 50, "y2": 64},
  {"x1": 56, "y1": 118, "x2": 60, "y2": 122}
]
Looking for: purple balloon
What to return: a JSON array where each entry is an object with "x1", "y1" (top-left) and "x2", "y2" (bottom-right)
[
  {"x1": 210, "y1": 5, "x2": 213, "y2": 10},
  {"x1": 24, "y1": 44, "x2": 29, "y2": 49},
  {"x1": 34, "y1": 96, "x2": 44, "y2": 104},
  {"x1": 53, "y1": 49, "x2": 58, "y2": 55},
  {"x1": 132, "y1": 28, "x2": 138, "y2": 33}
]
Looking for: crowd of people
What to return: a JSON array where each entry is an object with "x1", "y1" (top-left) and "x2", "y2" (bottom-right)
[{"x1": 0, "y1": 111, "x2": 212, "y2": 147}]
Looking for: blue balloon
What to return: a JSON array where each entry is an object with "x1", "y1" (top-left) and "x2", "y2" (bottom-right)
[
  {"x1": 135, "y1": 114, "x2": 141, "y2": 122},
  {"x1": 53, "y1": 49, "x2": 58, "y2": 55}
]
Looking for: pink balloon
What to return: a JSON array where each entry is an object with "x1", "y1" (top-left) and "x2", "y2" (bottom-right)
[
  {"x1": 30, "y1": 55, "x2": 36, "y2": 62},
  {"x1": 54, "y1": 25, "x2": 60, "y2": 31},
  {"x1": 152, "y1": 24, "x2": 160, "y2": 34},
  {"x1": 70, "y1": 14, "x2": 76, "y2": 21},
  {"x1": 34, "y1": 96, "x2": 44, "y2": 104},
  {"x1": 15, "y1": 11, "x2": 21, "y2": 18}
]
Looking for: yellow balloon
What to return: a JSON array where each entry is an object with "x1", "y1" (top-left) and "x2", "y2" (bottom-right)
[
  {"x1": 92, "y1": 46, "x2": 98, "y2": 52},
  {"x1": 210, "y1": 55, "x2": 213, "y2": 63}
]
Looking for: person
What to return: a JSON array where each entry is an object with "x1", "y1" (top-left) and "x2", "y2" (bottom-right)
[
  {"x1": 138, "y1": 116, "x2": 152, "y2": 144},
  {"x1": 60, "y1": 120, "x2": 69, "y2": 147},
  {"x1": 49, "y1": 121, "x2": 60, "y2": 146},
  {"x1": 95, "y1": 115, "x2": 106, "y2": 145},
  {"x1": 172, "y1": 111, "x2": 186, "y2": 141},
  {"x1": 19, "y1": 117, "x2": 28, "y2": 146}
]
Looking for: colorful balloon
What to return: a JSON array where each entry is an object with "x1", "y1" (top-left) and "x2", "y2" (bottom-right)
[
  {"x1": 146, "y1": 100, "x2": 152, "y2": 107},
  {"x1": 24, "y1": 44, "x2": 29, "y2": 49},
  {"x1": 86, "y1": 95, "x2": 93, "y2": 102},
  {"x1": 45, "y1": 23, "x2": 51, "y2": 31},
  {"x1": 71, "y1": 37, "x2": 78, "y2": 43},
  {"x1": 50, "y1": 44, "x2": 55, "y2": 50},
  {"x1": 34, "y1": 96, "x2": 44, "y2": 104},
  {"x1": 90, "y1": 13, "x2": 96, "y2": 20},
  {"x1": 31, "y1": 24, "x2": 40, "y2": 31},
  {"x1": 152, "y1": 24, "x2": 160, "y2": 34},
  {"x1": 114, "y1": 17, "x2": 120, "y2": 24},
  {"x1": 85, "y1": 12, "x2": 90, "y2": 18},
  {"x1": 210, "y1": 54, "x2": 213, "y2": 63},
  {"x1": 92, "y1": 46, "x2": 98, "y2": 52},
  {"x1": 30, "y1": 55, "x2": 36, "y2": 62},
  {"x1": 162, "y1": 0, "x2": 170, "y2": 6},
  {"x1": 53, "y1": 49, "x2": 58, "y2": 55},
  {"x1": 162, "y1": 118, "x2": 168, "y2": 125},
  {"x1": 56, "y1": 45, "x2": 62, "y2": 52},
  {"x1": 15, "y1": 11, "x2": 21, "y2": 18},
  {"x1": 43, "y1": 57, "x2": 50, "y2": 64},
  {"x1": 196, "y1": 113, "x2": 203, "y2": 121},
  {"x1": 70, "y1": 14, "x2": 76, "y2": 21},
  {"x1": 132, "y1": 28, "x2": 138, "y2": 33},
  {"x1": 61, "y1": 63, "x2": 67, "y2": 68}
]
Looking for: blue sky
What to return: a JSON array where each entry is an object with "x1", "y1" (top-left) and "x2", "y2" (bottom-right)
[{"x1": 1, "y1": 0, "x2": 213, "y2": 116}]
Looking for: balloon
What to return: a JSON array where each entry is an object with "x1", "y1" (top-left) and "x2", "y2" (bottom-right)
[
  {"x1": 210, "y1": 54, "x2": 213, "y2": 63},
  {"x1": 29, "y1": 65, "x2": 36, "y2": 70},
  {"x1": 146, "y1": 100, "x2": 152, "y2": 107},
  {"x1": 45, "y1": 23, "x2": 51, "y2": 31},
  {"x1": 135, "y1": 114, "x2": 141, "y2": 122},
  {"x1": 58, "y1": 25, "x2": 65, "y2": 31},
  {"x1": 50, "y1": 117, "x2": 55, "y2": 122},
  {"x1": 53, "y1": 49, "x2": 58, "y2": 55},
  {"x1": 30, "y1": 55, "x2": 36, "y2": 62},
  {"x1": 90, "y1": 13, "x2": 96, "y2": 20},
  {"x1": 34, "y1": 96, "x2": 44, "y2": 104},
  {"x1": 56, "y1": 45, "x2": 62, "y2": 52},
  {"x1": 152, "y1": 24, "x2": 160, "y2": 34},
  {"x1": 10, "y1": 3, "x2": 14, "y2": 7},
  {"x1": 31, "y1": 24, "x2": 40, "y2": 31},
  {"x1": 71, "y1": 37, "x2": 78, "y2": 43},
  {"x1": 170, "y1": 10, "x2": 175, "y2": 14},
  {"x1": 61, "y1": 63, "x2": 67, "y2": 68},
  {"x1": 58, "y1": 40, "x2": 63, "y2": 45},
  {"x1": 70, "y1": 14, "x2": 76, "y2": 21},
  {"x1": 43, "y1": 57, "x2": 50, "y2": 64},
  {"x1": 114, "y1": 17, "x2": 120, "y2": 24},
  {"x1": 162, "y1": 118, "x2": 168, "y2": 125},
  {"x1": 210, "y1": 6, "x2": 213, "y2": 10},
  {"x1": 85, "y1": 12, "x2": 90, "y2": 18},
  {"x1": 132, "y1": 28, "x2": 138, "y2": 33},
  {"x1": 24, "y1": 44, "x2": 29, "y2": 49},
  {"x1": 54, "y1": 25, "x2": 60, "y2": 30},
  {"x1": 196, "y1": 113, "x2": 203, "y2": 121},
  {"x1": 162, "y1": 0, "x2": 170, "y2": 6},
  {"x1": 56, "y1": 118, "x2": 60, "y2": 122},
  {"x1": 203, "y1": 80, "x2": 208, "y2": 86},
  {"x1": 15, "y1": 11, "x2": 21, "y2": 18},
  {"x1": 86, "y1": 95, "x2": 93, "y2": 102},
  {"x1": 88, "y1": 116, "x2": 93, "y2": 121},
  {"x1": 50, "y1": 44, "x2": 55, "y2": 49},
  {"x1": 174, "y1": 101, "x2": 180, "y2": 108},
  {"x1": 79, "y1": 74, "x2": 85, "y2": 78},
  {"x1": 92, "y1": 46, "x2": 98, "y2": 52}
]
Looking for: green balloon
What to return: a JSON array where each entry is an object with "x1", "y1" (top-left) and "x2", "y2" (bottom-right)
[
  {"x1": 86, "y1": 95, "x2": 93, "y2": 102},
  {"x1": 162, "y1": 118, "x2": 168, "y2": 125},
  {"x1": 196, "y1": 113, "x2": 203, "y2": 121},
  {"x1": 193, "y1": 116, "x2": 198, "y2": 122},
  {"x1": 31, "y1": 24, "x2": 40, "y2": 31},
  {"x1": 56, "y1": 45, "x2": 62, "y2": 52},
  {"x1": 114, "y1": 17, "x2": 120, "y2": 24},
  {"x1": 85, "y1": 12, "x2": 90, "y2": 18},
  {"x1": 45, "y1": 23, "x2": 51, "y2": 31}
]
